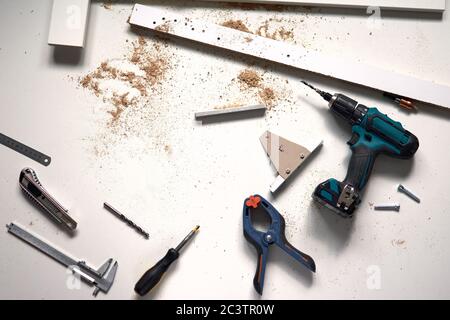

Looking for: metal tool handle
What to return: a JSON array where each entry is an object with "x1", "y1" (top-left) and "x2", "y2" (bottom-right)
[{"x1": 19, "y1": 168, "x2": 77, "y2": 230}]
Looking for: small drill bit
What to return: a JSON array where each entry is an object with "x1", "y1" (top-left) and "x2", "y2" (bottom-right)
[
  {"x1": 301, "y1": 81, "x2": 333, "y2": 101},
  {"x1": 175, "y1": 225, "x2": 200, "y2": 252},
  {"x1": 103, "y1": 202, "x2": 149, "y2": 239}
]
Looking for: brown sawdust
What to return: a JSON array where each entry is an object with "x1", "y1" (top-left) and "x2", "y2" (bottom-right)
[
  {"x1": 155, "y1": 22, "x2": 171, "y2": 33},
  {"x1": 237, "y1": 69, "x2": 261, "y2": 88},
  {"x1": 256, "y1": 21, "x2": 294, "y2": 41},
  {"x1": 236, "y1": 69, "x2": 278, "y2": 108},
  {"x1": 221, "y1": 19, "x2": 294, "y2": 42},
  {"x1": 214, "y1": 102, "x2": 243, "y2": 110},
  {"x1": 80, "y1": 36, "x2": 176, "y2": 157},
  {"x1": 259, "y1": 87, "x2": 276, "y2": 108},
  {"x1": 221, "y1": 20, "x2": 251, "y2": 33},
  {"x1": 79, "y1": 36, "x2": 168, "y2": 123}
]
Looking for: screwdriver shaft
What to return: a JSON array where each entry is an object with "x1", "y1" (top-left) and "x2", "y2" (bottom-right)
[{"x1": 175, "y1": 225, "x2": 200, "y2": 252}]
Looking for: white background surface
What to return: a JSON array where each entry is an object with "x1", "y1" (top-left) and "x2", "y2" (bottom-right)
[{"x1": 0, "y1": 0, "x2": 449, "y2": 300}]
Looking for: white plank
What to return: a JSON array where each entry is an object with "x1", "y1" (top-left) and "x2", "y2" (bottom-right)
[
  {"x1": 199, "y1": 0, "x2": 446, "y2": 12},
  {"x1": 129, "y1": 4, "x2": 450, "y2": 109},
  {"x1": 48, "y1": 0, "x2": 91, "y2": 47}
]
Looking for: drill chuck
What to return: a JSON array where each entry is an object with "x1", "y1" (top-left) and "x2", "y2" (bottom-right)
[{"x1": 329, "y1": 94, "x2": 368, "y2": 125}]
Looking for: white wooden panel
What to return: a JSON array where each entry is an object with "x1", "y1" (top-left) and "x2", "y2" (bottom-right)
[
  {"x1": 199, "y1": 0, "x2": 446, "y2": 12},
  {"x1": 48, "y1": 0, "x2": 91, "y2": 47},
  {"x1": 129, "y1": 4, "x2": 450, "y2": 109}
]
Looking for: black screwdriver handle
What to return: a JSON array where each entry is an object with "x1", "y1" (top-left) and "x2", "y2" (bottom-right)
[{"x1": 134, "y1": 248, "x2": 179, "y2": 296}]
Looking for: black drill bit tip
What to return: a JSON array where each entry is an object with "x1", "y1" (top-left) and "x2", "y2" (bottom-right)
[
  {"x1": 301, "y1": 81, "x2": 333, "y2": 102},
  {"x1": 301, "y1": 80, "x2": 318, "y2": 91}
]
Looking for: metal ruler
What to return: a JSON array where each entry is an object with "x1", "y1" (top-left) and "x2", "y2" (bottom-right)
[
  {"x1": 129, "y1": 4, "x2": 450, "y2": 109},
  {"x1": 0, "y1": 133, "x2": 51, "y2": 166}
]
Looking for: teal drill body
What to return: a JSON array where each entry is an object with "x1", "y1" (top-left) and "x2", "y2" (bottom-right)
[{"x1": 303, "y1": 85, "x2": 419, "y2": 217}]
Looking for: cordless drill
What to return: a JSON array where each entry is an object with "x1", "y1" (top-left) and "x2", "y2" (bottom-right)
[{"x1": 302, "y1": 82, "x2": 419, "y2": 218}]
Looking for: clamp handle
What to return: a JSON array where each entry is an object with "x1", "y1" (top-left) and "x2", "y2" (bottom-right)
[{"x1": 278, "y1": 231, "x2": 316, "y2": 273}]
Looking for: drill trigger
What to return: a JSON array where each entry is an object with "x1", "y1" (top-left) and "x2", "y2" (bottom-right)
[{"x1": 347, "y1": 131, "x2": 360, "y2": 146}]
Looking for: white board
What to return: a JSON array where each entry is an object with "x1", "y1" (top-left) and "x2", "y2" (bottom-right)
[
  {"x1": 199, "y1": 0, "x2": 446, "y2": 12},
  {"x1": 129, "y1": 4, "x2": 450, "y2": 109},
  {"x1": 48, "y1": 0, "x2": 91, "y2": 47}
]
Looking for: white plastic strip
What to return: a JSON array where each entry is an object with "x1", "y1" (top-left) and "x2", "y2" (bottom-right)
[
  {"x1": 48, "y1": 0, "x2": 91, "y2": 47},
  {"x1": 199, "y1": 0, "x2": 446, "y2": 12},
  {"x1": 129, "y1": 4, "x2": 450, "y2": 109}
]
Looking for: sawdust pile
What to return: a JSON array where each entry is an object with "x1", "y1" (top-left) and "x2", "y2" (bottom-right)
[
  {"x1": 237, "y1": 69, "x2": 278, "y2": 108},
  {"x1": 221, "y1": 19, "x2": 294, "y2": 42},
  {"x1": 80, "y1": 37, "x2": 168, "y2": 124},
  {"x1": 221, "y1": 20, "x2": 251, "y2": 33},
  {"x1": 79, "y1": 36, "x2": 174, "y2": 156},
  {"x1": 155, "y1": 22, "x2": 171, "y2": 33},
  {"x1": 259, "y1": 87, "x2": 276, "y2": 106},
  {"x1": 256, "y1": 20, "x2": 294, "y2": 41},
  {"x1": 237, "y1": 69, "x2": 261, "y2": 88}
]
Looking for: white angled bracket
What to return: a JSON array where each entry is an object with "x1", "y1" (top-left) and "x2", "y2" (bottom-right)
[
  {"x1": 260, "y1": 131, "x2": 322, "y2": 192},
  {"x1": 48, "y1": 0, "x2": 91, "y2": 47}
]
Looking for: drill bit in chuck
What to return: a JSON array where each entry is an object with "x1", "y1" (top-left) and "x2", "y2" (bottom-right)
[{"x1": 301, "y1": 81, "x2": 333, "y2": 102}]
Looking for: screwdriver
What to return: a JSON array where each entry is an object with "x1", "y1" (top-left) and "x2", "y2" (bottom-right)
[{"x1": 134, "y1": 225, "x2": 200, "y2": 296}]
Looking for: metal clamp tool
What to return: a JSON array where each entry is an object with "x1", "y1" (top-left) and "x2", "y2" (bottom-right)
[
  {"x1": 243, "y1": 195, "x2": 316, "y2": 295},
  {"x1": 6, "y1": 223, "x2": 118, "y2": 296},
  {"x1": 19, "y1": 168, "x2": 77, "y2": 230}
]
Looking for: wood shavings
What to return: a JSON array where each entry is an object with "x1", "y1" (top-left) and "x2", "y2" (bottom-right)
[
  {"x1": 221, "y1": 19, "x2": 295, "y2": 42},
  {"x1": 236, "y1": 69, "x2": 278, "y2": 108},
  {"x1": 80, "y1": 36, "x2": 168, "y2": 121},
  {"x1": 256, "y1": 21, "x2": 294, "y2": 41},
  {"x1": 259, "y1": 87, "x2": 277, "y2": 108},
  {"x1": 238, "y1": 69, "x2": 262, "y2": 88},
  {"x1": 221, "y1": 20, "x2": 251, "y2": 33},
  {"x1": 79, "y1": 36, "x2": 175, "y2": 157},
  {"x1": 214, "y1": 102, "x2": 243, "y2": 110},
  {"x1": 155, "y1": 22, "x2": 171, "y2": 33}
]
